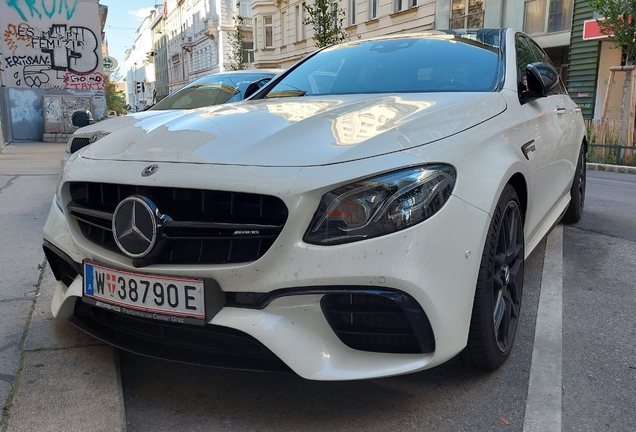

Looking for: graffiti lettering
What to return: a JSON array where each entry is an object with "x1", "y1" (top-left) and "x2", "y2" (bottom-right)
[
  {"x1": 36, "y1": 25, "x2": 98, "y2": 73},
  {"x1": 3, "y1": 23, "x2": 32, "y2": 54},
  {"x1": 5, "y1": 55, "x2": 50, "y2": 67},
  {"x1": 23, "y1": 65, "x2": 51, "y2": 87},
  {"x1": 3, "y1": 19, "x2": 100, "y2": 91},
  {"x1": 64, "y1": 72, "x2": 104, "y2": 90},
  {"x1": 7, "y1": 0, "x2": 79, "y2": 22}
]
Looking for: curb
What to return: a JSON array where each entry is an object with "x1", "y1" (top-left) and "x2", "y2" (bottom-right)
[{"x1": 586, "y1": 163, "x2": 636, "y2": 175}]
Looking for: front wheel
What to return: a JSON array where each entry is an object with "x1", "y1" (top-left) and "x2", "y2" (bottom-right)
[
  {"x1": 461, "y1": 185, "x2": 524, "y2": 370},
  {"x1": 562, "y1": 143, "x2": 586, "y2": 224}
]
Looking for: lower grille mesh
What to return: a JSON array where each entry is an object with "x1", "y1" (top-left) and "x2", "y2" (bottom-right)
[
  {"x1": 72, "y1": 301, "x2": 291, "y2": 372},
  {"x1": 321, "y1": 292, "x2": 434, "y2": 354},
  {"x1": 70, "y1": 137, "x2": 91, "y2": 154}
]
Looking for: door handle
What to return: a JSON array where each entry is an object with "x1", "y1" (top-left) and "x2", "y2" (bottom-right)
[{"x1": 556, "y1": 108, "x2": 567, "y2": 115}]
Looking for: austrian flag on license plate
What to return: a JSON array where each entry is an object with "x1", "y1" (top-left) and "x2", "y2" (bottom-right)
[{"x1": 83, "y1": 261, "x2": 206, "y2": 326}]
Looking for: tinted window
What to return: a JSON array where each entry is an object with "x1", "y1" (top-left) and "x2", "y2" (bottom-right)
[
  {"x1": 515, "y1": 34, "x2": 563, "y2": 95},
  {"x1": 515, "y1": 35, "x2": 536, "y2": 94},
  {"x1": 266, "y1": 34, "x2": 503, "y2": 97},
  {"x1": 150, "y1": 73, "x2": 274, "y2": 110}
]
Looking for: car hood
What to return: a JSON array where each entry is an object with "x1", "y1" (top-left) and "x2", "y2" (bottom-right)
[
  {"x1": 82, "y1": 93, "x2": 507, "y2": 167},
  {"x1": 73, "y1": 110, "x2": 187, "y2": 136}
]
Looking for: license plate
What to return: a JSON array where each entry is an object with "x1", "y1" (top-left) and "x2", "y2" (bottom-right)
[{"x1": 83, "y1": 261, "x2": 206, "y2": 326}]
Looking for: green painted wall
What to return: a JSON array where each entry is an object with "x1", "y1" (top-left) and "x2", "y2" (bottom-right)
[{"x1": 567, "y1": 0, "x2": 600, "y2": 119}]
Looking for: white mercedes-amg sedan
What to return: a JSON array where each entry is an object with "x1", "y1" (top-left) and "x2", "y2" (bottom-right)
[{"x1": 43, "y1": 29, "x2": 586, "y2": 380}]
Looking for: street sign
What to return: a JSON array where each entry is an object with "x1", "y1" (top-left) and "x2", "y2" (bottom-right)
[{"x1": 103, "y1": 56, "x2": 118, "y2": 71}]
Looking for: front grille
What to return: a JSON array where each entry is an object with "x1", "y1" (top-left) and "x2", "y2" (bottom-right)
[
  {"x1": 68, "y1": 182, "x2": 288, "y2": 265},
  {"x1": 321, "y1": 292, "x2": 435, "y2": 354},
  {"x1": 71, "y1": 300, "x2": 291, "y2": 372},
  {"x1": 70, "y1": 137, "x2": 91, "y2": 154}
]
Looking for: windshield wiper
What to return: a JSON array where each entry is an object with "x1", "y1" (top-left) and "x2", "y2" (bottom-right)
[{"x1": 266, "y1": 89, "x2": 307, "y2": 98}]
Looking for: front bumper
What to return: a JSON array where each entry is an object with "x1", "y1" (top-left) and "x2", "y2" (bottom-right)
[{"x1": 43, "y1": 173, "x2": 490, "y2": 381}]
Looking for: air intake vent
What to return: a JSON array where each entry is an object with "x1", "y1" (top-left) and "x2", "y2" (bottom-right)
[
  {"x1": 70, "y1": 137, "x2": 91, "y2": 154},
  {"x1": 321, "y1": 291, "x2": 434, "y2": 354}
]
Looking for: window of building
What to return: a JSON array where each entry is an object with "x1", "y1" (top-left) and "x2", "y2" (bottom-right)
[
  {"x1": 349, "y1": 0, "x2": 356, "y2": 25},
  {"x1": 395, "y1": 0, "x2": 417, "y2": 13},
  {"x1": 281, "y1": 11, "x2": 286, "y2": 46},
  {"x1": 254, "y1": 17, "x2": 258, "y2": 48},
  {"x1": 523, "y1": 0, "x2": 573, "y2": 34},
  {"x1": 296, "y1": 4, "x2": 306, "y2": 41},
  {"x1": 264, "y1": 16, "x2": 273, "y2": 47},
  {"x1": 449, "y1": 0, "x2": 484, "y2": 29},
  {"x1": 369, "y1": 0, "x2": 378, "y2": 19}
]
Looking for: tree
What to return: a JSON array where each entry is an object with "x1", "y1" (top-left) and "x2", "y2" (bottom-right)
[
  {"x1": 105, "y1": 68, "x2": 127, "y2": 115},
  {"x1": 303, "y1": 0, "x2": 347, "y2": 48},
  {"x1": 589, "y1": 0, "x2": 636, "y2": 147},
  {"x1": 228, "y1": 1, "x2": 249, "y2": 70}
]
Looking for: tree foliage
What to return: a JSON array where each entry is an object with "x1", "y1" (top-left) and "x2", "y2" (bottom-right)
[
  {"x1": 589, "y1": 0, "x2": 636, "y2": 62},
  {"x1": 104, "y1": 69, "x2": 127, "y2": 115},
  {"x1": 304, "y1": 0, "x2": 347, "y2": 48},
  {"x1": 228, "y1": 1, "x2": 249, "y2": 70}
]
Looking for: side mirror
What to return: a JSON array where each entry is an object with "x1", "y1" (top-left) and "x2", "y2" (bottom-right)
[
  {"x1": 520, "y1": 62, "x2": 559, "y2": 104},
  {"x1": 71, "y1": 109, "x2": 95, "y2": 127},
  {"x1": 244, "y1": 77, "x2": 272, "y2": 99}
]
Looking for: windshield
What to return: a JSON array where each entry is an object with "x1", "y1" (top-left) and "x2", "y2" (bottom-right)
[
  {"x1": 266, "y1": 33, "x2": 503, "y2": 98},
  {"x1": 150, "y1": 72, "x2": 274, "y2": 110}
]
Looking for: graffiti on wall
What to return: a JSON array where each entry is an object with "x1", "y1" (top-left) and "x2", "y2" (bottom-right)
[
  {"x1": 0, "y1": 0, "x2": 104, "y2": 90},
  {"x1": 6, "y1": 0, "x2": 79, "y2": 22}
]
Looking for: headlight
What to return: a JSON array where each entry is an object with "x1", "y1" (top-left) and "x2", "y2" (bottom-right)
[
  {"x1": 65, "y1": 131, "x2": 110, "y2": 155},
  {"x1": 304, "y1": 165, "x2": 456, "y2": 245}
]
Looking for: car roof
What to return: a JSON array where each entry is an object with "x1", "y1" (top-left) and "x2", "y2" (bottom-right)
[{"x1": 332, "y1": 29, "x2": 507, "y2": 48}]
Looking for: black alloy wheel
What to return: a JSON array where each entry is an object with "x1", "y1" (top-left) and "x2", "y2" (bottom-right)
[
  {"x1": 562, "y1": 143, "x2": 586, "y2": 224},
  {"x1": 461, "y1": 185, "x2": 524, "y2": 370}
]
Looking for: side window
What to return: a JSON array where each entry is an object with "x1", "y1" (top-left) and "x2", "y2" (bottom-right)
[
  {"x1": 515, "y1": 34, "x2": 536, "y2": 95},
  {"x1": 526, "y1": 38, "x2": 565, "y2": 94},
  {"x1": 527, "y1": 40, "x2": 549, "y2": 63}
]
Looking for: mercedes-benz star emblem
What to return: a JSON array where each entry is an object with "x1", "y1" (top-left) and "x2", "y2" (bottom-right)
[
  {"x1": 112, "y1": 196, "x2": 158, "y2": 258},
  {"x1": 141, "y1": 164, "x2": 159, "y2": 177}
]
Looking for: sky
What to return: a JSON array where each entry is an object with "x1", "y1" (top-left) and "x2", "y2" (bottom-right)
[{"x1": 101, "y1": 0, "x2": 163, "y2": 76}]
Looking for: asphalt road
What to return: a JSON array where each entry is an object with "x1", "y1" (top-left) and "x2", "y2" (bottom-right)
[{"x1": 1, "y1": 144, "x2": 634, "y2": 432}]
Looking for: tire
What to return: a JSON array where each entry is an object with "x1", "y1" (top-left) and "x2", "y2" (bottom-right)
[
  {"x1": 461, "y1": 185, "x2": 524, "y2": 370},
  {"x1": 562, "y1": 143, "x2": 586, "y2": 224}
]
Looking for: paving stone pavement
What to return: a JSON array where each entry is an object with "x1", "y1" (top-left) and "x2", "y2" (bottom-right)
[{"x1": 0, "y1": 142, "x2": 126, "y2": 432}]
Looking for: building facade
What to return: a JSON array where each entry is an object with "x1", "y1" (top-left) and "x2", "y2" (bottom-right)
[
  {"x1": 0, "y1": 0, "x2": 107, "y2": 142},
  {"x1": 124, "y1": 0, "x2": 256, "y2": 100},
  {"x1": 125, "y1": 6, "x2": 163, "y2": 111},
  {"x1": 252, "y1": 0, "x2": 437, "y2": 69},
  {"x1": 566, "y1": 1, "x2": 626, "y2": 121},
  {"x1": 250, "y1": 0, "x2": 574, "y2": 84}
]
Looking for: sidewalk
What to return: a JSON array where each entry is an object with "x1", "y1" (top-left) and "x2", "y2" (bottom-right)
[
  {"x1": 0, "y1": 141, "x2": 126, "y2": 432},
  {"x1": 587, "y1": 162, "x2": 636, "y2": 174}
]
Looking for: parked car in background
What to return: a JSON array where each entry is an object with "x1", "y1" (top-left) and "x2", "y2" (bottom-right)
[
  {"x1": 62, "y1": 70, "x2": 279, "y2": 166},
  {"x1": 44, "y1": 29, "x2": 586, "y2": 380}
]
